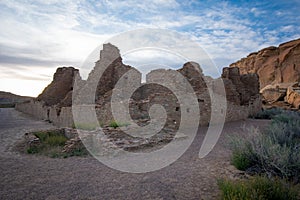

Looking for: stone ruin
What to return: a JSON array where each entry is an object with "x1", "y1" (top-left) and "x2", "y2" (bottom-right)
[{"x1": 16, "y1": 43, "x2": 262, "y2": 128}]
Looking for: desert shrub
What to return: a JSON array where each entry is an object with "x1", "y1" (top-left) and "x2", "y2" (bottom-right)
[
  {"x1": 218, "y1": 176, "x2": 298, "y2": 200},
  {"x1": 109, "y1": 121, "x2": 130, "y2": 129},
  {"x1": 27, "y1": 146, "x2": 40, "y2": 154},
  {"x1": 62, "y1": 147, "x2": 89, "y2": 158},
  {"x1": 231, "y1": 150, "x2": 252, "y2": 171},
  {"x1": 230, "y1": 111, "x2": 300, "y2": 182},
  {"x1": 251, "y1": 108, "x2": 284, "y2": 119},
  {"x1": 109, "y1": 120, "x2": 119, "y2": 128},
  {"x1": 34, "y1": 131, "x2": 48, "y2": 142},
  {"x1": 0, "y1": 103, "x2": 15, "y2": 108},
  {"x1": 45, "y1": 135, "x2": 67, "y2": 146},
  {"x1": 27, "y1": 130, "x2": 67, "y2": 155},
  {"x1": 26, "y1": 129, "x2": 86, "y2": 158},
  {"x1": 74, "y1": 123, "x2": 98, "y2": 131}
]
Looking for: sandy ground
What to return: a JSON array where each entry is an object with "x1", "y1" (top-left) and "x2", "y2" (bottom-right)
[{"x1": 0, "y1": 108, "x2": 270, "y2": 200}]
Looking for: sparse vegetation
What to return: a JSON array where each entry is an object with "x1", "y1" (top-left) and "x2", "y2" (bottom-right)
[
  {"x1": 109, "y1": 120, "x2": 130, "y2": 129},
  {"x1": 26, "y1": 130, "x2": 88, "y2": 158},
  {"x1": 250, "y1": 107, "x2": 284, "y2": 119},
  {"x1": 109, "y1": 120, "x2": 119, "y2": 129},
  {"x1": 230, "y1": 111, "x2": 300, "y2": 182},
  {"x1": 74, "y1": 123, "x2": 99, "y2": 131},
  {"x1": 227, "y1": 110, "x2": 300, "y2": 199},
  {"x1": 218, "y1": 176, "x2": 299, "y2": 200},
  {"x1": 0, "y1": 103, "x2": 15, "y2": 108}
]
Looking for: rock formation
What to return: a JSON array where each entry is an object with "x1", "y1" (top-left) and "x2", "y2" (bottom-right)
[
  {"x1": 285, "y1": 83, "x2": 300, "y2": 109},
  {"x1": 230, "y1": 38, "x2": 300, "y2": 109},
  {"x1": 230, "y1": 38, "x2": 300, "y2": 89}
]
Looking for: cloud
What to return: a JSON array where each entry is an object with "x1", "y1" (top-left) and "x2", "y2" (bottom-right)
[
  {"x1": 250, "y1": 7, "x2": 266, "y2": 17},
  {"x1": 0, "y1": 0, "x2": 299, "y2": 96}
]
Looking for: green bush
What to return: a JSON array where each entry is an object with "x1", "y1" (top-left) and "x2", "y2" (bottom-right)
[
  {"x1": 27, "y1": 130, "x2": 68, "y2": 156},
  {"x1": 109, "y1": 120, "x2": 130, "y2": 129},
  {"x1": 109, "y1": 120, "x2": 119, "y2": 128},
  {"x1": 27, "y1": 146, "x2": 40, "y2": 154},
  {"x1": 34, "y1": 131, "x2": 48, "y2": 142},
  {"x1": 45, "y1": 135, "x2": 67, "y2": 146},
  {"x1": 0, "y1": 103, "x2": 15, "y2": 108},
  {"x1": 232, "y1": 151, "x2": 252, "y2": 171},
  {"x1": 230, "y1": 111, "x2": 300, "y2": 182},
  {"x1": 218, "y1": 176, "x2": 299, "y2": 200},
  {"x1": 74, "y1": 123, "x2": 98, "y2": 131},
  {"x1": 62, "y1": 147, "x2": 89, "y2": 158},
  {"x1": 251, "y1": 108, "x2": 284, "y2": 119}
]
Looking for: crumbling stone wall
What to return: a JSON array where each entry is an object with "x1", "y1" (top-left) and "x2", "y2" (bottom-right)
[
  {"x1": 16, "y1": 43, "x2": 262, "y2": 128},
  {"x1": 221, "y1": 67, "x2": 262, "y2": 119},
  {"x1": 16, "y1": 100, "x2": 73, "y2": 127},
  {"x1": 37, "y1": 67, "x2": 79, "y2": 106},
  {"x1": 16, "y1": 67, "x2": 79, "y2": 127}
]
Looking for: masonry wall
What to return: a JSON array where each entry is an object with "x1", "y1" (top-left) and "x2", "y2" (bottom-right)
[
  {"x1": 15, "y1": 44, "x2": 262, "y2": 128},
  {"x1": 16, "y1": 100, "x2": 74, "y2": 128}
]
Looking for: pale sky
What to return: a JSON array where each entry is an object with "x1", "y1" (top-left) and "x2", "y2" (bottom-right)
[{"x1": 0, "y1": 0, "x2": 299, "y2": 97}]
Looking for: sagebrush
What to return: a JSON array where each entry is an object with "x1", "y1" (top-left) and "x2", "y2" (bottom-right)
[
  {"x1": 218, "y1": 176, "x2": 299, "y2": 200},
  {"x1": 230, "y1": 111, "x2": 300, "y2": 183}
]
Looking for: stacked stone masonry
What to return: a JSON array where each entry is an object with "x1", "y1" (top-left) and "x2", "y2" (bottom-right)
[{"x1": 16, "y1": 43, "x2": 262, "y2": 128}]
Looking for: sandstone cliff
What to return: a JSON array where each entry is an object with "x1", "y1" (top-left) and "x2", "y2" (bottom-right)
[{"x1": 230, "y1": 38, "x2": 300, "y2": 89}]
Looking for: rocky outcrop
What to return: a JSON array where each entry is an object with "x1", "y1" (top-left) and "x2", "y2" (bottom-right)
[
  {"x1": 285, "y1": 83, "x2": 300, "y2": 109},
  {"x1": 260, "y1": 83, "x2": 295, "y2": 104},
  {"x1": 37, "y1": 67, "x2": 79, "y2": 107},
  {"x1": 230, "y1": 38, "x2": 300, "y2": 89}
]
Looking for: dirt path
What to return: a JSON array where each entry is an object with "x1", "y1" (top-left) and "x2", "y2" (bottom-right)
[{"x1": 0, "y1": 108, "x2": 270, "y2": 200}]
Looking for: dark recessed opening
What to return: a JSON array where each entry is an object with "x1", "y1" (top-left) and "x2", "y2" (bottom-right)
[
  {"x1": 175, "y1": 107, "x2": 180, "y2": 111},
  {"x1": 198, "y1": 99, "x2": 204, "y2": 102}
]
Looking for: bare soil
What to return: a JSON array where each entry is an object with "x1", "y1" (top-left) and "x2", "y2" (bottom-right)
[{"x1": 0, "y1": 108, "x2": 270, "y2": 200}]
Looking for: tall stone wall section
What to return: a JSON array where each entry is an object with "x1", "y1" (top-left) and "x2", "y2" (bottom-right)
[{"x1": 221, "y1": 67, "x2": 262, "y2": 120}]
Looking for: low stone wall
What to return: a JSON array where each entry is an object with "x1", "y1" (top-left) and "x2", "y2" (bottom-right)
[
  {"x1": 16, "y1": 100, "x2": 74, "y2": 128},
  {"x1": 226, "y1": 95, "x2": 262, "y2": 121},
  {"x1": 16, "y1": 95, "x2": 261, "y2": 129}
]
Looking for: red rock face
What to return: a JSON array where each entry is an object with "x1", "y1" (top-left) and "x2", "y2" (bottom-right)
[
  {"x1": 285, "y1": 83, "x2": 300, "y2": 109},
  {"x1": 230, "y1": 38, "x2": 300, "y2": 89},
  {"x1": 37, "y1": 67, "x2": 79, "y2": 106}
]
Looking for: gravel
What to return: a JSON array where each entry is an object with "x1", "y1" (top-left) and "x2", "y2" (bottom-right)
[{"x1": 0, "y1": 108, "x2": 270, "y2": 200}]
